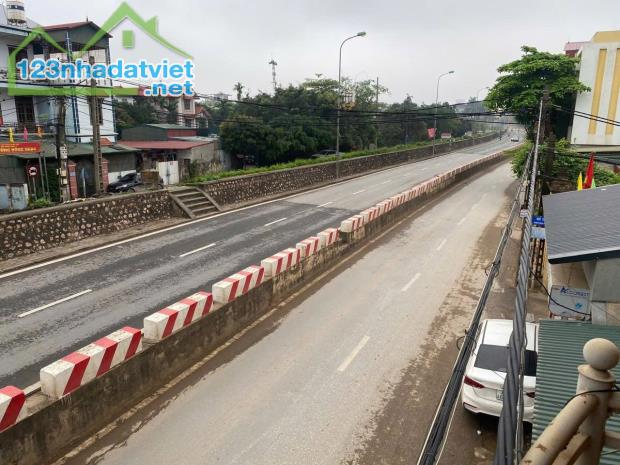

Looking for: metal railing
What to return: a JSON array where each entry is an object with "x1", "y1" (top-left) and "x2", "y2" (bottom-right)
[{"x1": 521, "y1": 338, "x2": 620, "y2": 465}]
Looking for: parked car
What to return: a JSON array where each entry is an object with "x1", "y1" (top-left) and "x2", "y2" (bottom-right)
[
  {"x1": 107, "y1": 172, "x2": 142, "y2": 193},
  {"x1": 461, "y1": 319, "x2": 538, "y2": 422},
  {"x1": 510, "y1": 136, "x2": 519, "y2": 142}
]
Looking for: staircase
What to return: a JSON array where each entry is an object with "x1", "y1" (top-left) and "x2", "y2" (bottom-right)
[{"x1": 169, "y1": 187, "x2": 221, "y2": 219}]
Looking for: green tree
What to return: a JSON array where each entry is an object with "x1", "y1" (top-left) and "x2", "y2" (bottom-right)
[
  {"x1": 114, "y1": 96, "x2": 159, "y2": 130},
  {"x1": 485, "y1": 46, "x2": 588, "y2": 138},
  {"x1": 234, "y1": 82, "x2": 245, "y2": 101}
]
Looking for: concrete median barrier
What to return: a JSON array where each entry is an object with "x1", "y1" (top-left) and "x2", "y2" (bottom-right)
[
  {"x1": 213, "y1": 266, "x2": 265, "y2": 303},
  {"x1": 318, "y1": 228, "x2": 339, "y2": 248},
  {"x1": 0, "y1": 386, "x2": 25, "y2": 433},
  {"x1": 40, "y1": 327, "x2": 143, "y2": 399},
  {"x1": 296, "y1": 237, "x2": 321, "y2": 258}
]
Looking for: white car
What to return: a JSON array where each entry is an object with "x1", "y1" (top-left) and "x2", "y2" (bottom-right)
[
  {"x1": 510, "y1": 136, "x2": 519, "y2": 142},
  {"x1": 461, "y1": 319, "x2": 538, "y2": 423}
]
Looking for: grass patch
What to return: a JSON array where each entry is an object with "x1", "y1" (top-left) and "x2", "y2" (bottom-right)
[{"x1": 185, "y1": 135, "x2": 486, "y2": 184}]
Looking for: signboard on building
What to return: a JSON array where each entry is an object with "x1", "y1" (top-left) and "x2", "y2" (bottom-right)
[
  {"x1": 0, "y1": 142, "x2": 41, "y2": 155},
  {"x1": 549, "y1": 285, "x2": 591, "y2": 319}
]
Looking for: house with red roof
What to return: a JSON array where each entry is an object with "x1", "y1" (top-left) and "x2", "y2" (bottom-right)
[{"x1": 121, "y1": 123, "x2": 225, "y2": 180}]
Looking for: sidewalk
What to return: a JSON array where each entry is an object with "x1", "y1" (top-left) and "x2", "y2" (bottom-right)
[
  {"x1": 437, "y1": 204, "x2": 549, "y2": 465},
  {"x1": 0, "y1": 217, "x2": 185, "y2": 275}
]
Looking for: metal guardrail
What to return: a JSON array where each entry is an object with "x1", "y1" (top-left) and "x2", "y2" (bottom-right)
[{"x1": 521, "y1": 338, "x2": 620, "y2": 465}]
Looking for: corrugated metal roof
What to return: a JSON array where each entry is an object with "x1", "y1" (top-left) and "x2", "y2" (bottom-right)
[
  {"x1": 543, "y1": 184, "x2": 620, "y2": 263},
  {"x1": 534, "y1": 320, "x2": 620, "y2": 464}
]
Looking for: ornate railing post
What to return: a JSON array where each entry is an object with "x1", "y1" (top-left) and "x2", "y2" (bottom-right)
[
  {"x1": 575, "y1": 338, "x2": 620, "y2": 465},
  {"x1": 520, "y1": 338, "x2": 619, "y2": 465}
]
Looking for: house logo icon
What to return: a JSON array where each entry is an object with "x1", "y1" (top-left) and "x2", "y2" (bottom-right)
[{"x1": 8, "y1": 1, "x2": 193, "y2": 97}]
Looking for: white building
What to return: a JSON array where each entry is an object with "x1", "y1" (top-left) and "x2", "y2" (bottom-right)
[{"x1": 570, "y1": 31, "x2": 620, "y2": 152}]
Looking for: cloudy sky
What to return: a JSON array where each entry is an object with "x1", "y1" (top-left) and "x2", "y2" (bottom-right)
[{"x1": 25, "y1": 0, "x2": 618, "y2": 104}]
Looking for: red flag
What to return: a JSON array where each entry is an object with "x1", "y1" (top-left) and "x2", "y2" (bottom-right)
[
  {"x1": 427, "y1": 128, "x2": 436, "y2": 139},
  {"x1": 584, "y1": 153, "x2": 595, "y2": 189}
]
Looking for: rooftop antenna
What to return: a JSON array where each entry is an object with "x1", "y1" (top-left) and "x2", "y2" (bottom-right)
[{"x1": 268, "y1": 58, "x2": 278, "y2": 93}]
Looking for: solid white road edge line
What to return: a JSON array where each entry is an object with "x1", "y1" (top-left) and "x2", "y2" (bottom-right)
[
  {"x1": 352, "y1": 189, "x2": 366, "y2": 195},
  {"x1": 264, "y1": 217, "x2": 288, "y2": 227},
  {"x1": 436, "y1": 238, "x2": 448, "y2": 251},
  {"x1": 18, "y1": 289, "x2": 93, "y2": 318},
  {"x1": 338, "y1": 335, "x2": 371, "y2": 372},
  {"x1": 0, "y1": 140, "x2": 509, "y2": 281},
  {"x1": 401, "y1": 272, "x2": 422, "y2": 292},
  {"x1": 178, "y1": 242, "x2": 217, "y2": 258},
  {"x1": 317, "y1": 201, "x2": 334, "y2": 208}
]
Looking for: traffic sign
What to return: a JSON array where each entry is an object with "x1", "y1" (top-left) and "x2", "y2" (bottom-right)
[
  {"x1": 532, "y1": 215, "x2": 545, "y2": 227},
  {"x1": 28, "y1": 166, "x2": 38, "y2": 177}
]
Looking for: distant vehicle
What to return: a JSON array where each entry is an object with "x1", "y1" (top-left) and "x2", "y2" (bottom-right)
[
  {"x1": 461, "y1": 319, "x2": 538, "y2": 423},
  {"x1": 510, "y1": 136, "x2": 519, "y2": 142},
  {"x1": 107, "y1": 172, "x2": 142, "y2": 193},
  {"x1": 311, "y1": 149, "x2": 338, "y2": 159}
]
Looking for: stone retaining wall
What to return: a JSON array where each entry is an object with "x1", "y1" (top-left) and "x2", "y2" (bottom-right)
[
  {"x1": 0, "y1": 191, "x2": 178, "y2": 261},
  {"x1": 200, "y1": 134, "x2": 498, "y2": 207}
]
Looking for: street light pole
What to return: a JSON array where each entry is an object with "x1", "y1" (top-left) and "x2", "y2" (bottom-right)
[
  {"x1": 432, "y1": 70, "x2": 454, "y2": 157},
  {"x1": 336, "y1": 31, "x2": 366, "y2": 178}
]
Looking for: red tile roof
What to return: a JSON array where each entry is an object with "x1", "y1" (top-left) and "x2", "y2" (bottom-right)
[{"x1": 121, "y1": 140, "x2": 213, "y2": 150}]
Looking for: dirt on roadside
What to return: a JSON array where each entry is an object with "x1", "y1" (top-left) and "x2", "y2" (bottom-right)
[{"x1": 346, "y1": 181, "x2": 548, "y2": 465}]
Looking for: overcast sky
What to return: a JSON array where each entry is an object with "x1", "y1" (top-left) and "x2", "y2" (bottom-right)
[{"x1": 25, "y1": 0, "x2": 618, "y2": 104}]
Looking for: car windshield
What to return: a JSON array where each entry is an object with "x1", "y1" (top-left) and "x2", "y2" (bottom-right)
[
  {"x1": 119, "y1": 174, "x2": 135, "y2": 182},
  {"x1": 475, "y1": 345, "x2": 537, "y2": 377}
]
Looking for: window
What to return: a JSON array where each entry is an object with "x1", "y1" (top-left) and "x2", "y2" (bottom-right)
[
  {"x1": 9, "y1": 46, "x2": 29, "y2": 79},
  {"x1": 183, "y1": 98, "x2": 191, "y2": 111},
  {"x1": 475, "y1": 345, "x2": 538, "y2": 377},
  {"x1": 15, "y1": 96, "x2": 35, "y2": 127},
  {"x1": 184, "y1": 118, "x2": 193, "y2": 128}
]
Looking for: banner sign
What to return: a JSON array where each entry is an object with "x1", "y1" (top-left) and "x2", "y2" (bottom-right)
[
  {"x1": 427, "y1": 128, "x2": 436, "y2": 139},
  {"x1": 549, "y1": 285, "x2": 591, "y2": 319},
  {"x1": 0, "y1": 142, "x2": 41, "y2": 154}
]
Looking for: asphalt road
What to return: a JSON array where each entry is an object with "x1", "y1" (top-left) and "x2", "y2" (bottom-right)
[
  {"x1": 0, "y1": 138, "x2": 517, "y2": 388},
  {"x1": 59, "y1": 162, "x2": 516, "y2": 465}
]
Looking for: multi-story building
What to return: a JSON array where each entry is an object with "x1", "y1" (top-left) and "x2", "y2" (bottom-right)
[{"x1": 568, "y1": 30, "x2": 620, "y2": 153}]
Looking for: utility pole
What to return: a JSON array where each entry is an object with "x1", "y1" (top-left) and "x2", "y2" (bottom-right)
[
  {"x1": 89, "y1": 56, "x2": 104, "y2": 195},
  {"x1": 375, "y1": 76, "x2": 379, "y2": 148},
  {"x1": 55, "y1": 96, "x2": 69, "y2": 201},
  {"x1": 268, "y1": 59, "x2": 278, "y2": 93}
]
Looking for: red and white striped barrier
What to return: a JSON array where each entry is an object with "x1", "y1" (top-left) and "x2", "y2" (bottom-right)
[
  {"x1": 318, "y1": 228, "x2": 339, "y2": 248},
  {"x1": 360, "y1": 206, "x2": 379, "y2": 224},
  {"x1": 144, "y1": 291, "x2": 213, "y2": 341},
  {"x1": 261, "y1": 248, "x2": 302, "y2": 278},
  {"x1": 296, "y1": 237, "x2": 321, "y2": 258},
  {"x1": 213, "y1": 266, "x2": 265, "y2": 303},
  {"x1": 40, "y1": 327, "x2": 143, "y2": 399},
  {"x1": 340, "y1": 214, "x2": 364, "y2": 233},
  {"x1": 0, "y1": 386, "x2": 26, "y2": 432}
]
